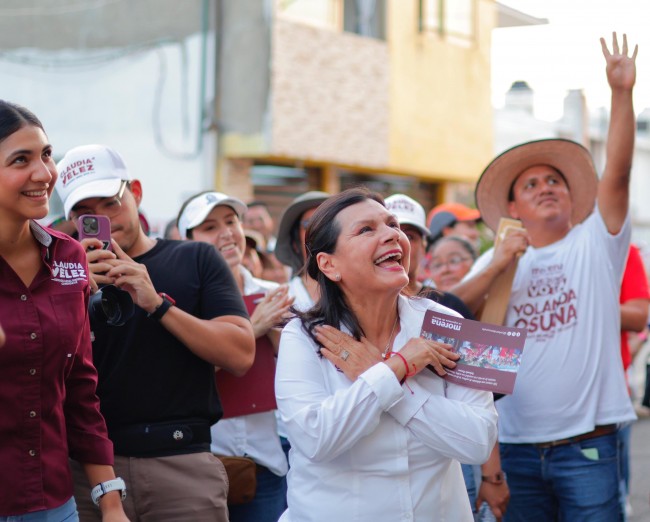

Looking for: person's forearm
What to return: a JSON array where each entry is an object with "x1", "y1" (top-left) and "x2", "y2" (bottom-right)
[
  {"x1": 478, "y1": 442, "x2": 510, "y2": 517},
  {"x1": 605, "y1": 88, "x2": 635, "y2": 182},
  {"x1": 450, "y1": 264, "x2": 503, "y2": 314},
  {"x1": 621, "y1": 300, "x2": 650, "y2": 332},
  {"x1": 82, "y1": 463, "x2": 124, "y2": 516},
  {"x1": 160, "y1": 308, "x2": 255, "y2": 375},
  {"x1": 598, "y1": 89, "x2": 635, "y2": 233},
  {"x1": 481, "y1": 442, "x2": 503, "y2": 475}
]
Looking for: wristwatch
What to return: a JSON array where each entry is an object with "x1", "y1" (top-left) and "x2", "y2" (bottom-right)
[
  {"x1": 91, "y1": 477, "x2": 127, "y2": 506},
  {"x1": 481, "y1": 471, "x2": 506, "y2": 485},
  {"x1": 148, "y1": 292, "x2": 176, "y2": 320}
]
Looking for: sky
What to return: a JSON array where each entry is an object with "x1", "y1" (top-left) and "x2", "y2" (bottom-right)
[{"x1": 491, "y1": 0, "x2": 650, "y2": 121}]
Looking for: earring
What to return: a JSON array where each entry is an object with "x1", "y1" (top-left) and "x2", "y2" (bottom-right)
[{"x1": 335, "y1": 274, "x2": 341, "y2": 281}]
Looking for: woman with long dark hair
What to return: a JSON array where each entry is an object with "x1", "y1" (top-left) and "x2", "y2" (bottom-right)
[
  {"x1": 0, "y1": 101, "x2": 127, "y2": 521},
  {"x1": 275, "y1": 187, "x2": 497, "y2": 521}
]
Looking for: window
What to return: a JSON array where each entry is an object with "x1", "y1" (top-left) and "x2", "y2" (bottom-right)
[
  {"x1": 276, "y1": 0, "x2": 342, "y2": 31},
  {"x1": 343, "y1": 0, "x2": 386, "y2": 40},
  {"x1": 277, "y1": 0, "x2": 385, "y2": 39},
  {"x1": 249, "y1": 163, "x2": 320, "y2": 224},
  {"x1": 421, "y1": 0, "x2": 475, "y2": 43}
]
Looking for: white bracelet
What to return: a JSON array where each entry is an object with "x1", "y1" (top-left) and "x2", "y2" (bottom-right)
[{"x1": 91, "y1": 477, "x2": 127, "y2": 506}]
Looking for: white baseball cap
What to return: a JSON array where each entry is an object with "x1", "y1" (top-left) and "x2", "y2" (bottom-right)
[
  {"x1": 56, "y1": 144, "x2": 131, "y2": 219},
  {"x1": 385, "y1": 194, "x2": 430, "y2": 238},
  {"x1": 177, "y1": 192, "x2": 248, "y2": 240}
]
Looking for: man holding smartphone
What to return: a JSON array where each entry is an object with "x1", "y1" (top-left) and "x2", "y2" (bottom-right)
[{"x1": 55, "y1": 144, "x2": 255, "y2": 521}]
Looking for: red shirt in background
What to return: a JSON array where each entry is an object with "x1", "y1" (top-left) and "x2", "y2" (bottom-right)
[
  {"x1": 0, "y1": 222, "x2": 113, "y2": 516},
  {"x1": 620, "y1": 244, "x2": 650, "y2": 370}
]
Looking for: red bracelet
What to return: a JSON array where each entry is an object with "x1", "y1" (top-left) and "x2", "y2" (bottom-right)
[{"x1": 387, "y1": 351, "x2": 417, "y2": 383}]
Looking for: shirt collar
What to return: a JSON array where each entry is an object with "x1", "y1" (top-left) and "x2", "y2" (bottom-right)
[{"x1": 29, "y1": 220, "x2": 53, "y2": 248}]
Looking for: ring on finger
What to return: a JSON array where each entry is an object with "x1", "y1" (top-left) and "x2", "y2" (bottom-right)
[{"x1": 340, "y1": 350, "x2": 350, "y2": 361}]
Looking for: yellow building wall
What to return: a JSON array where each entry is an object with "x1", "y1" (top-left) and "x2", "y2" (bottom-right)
[{"x1": 388, "y1": 0, "x2": 496, "y2": 183}]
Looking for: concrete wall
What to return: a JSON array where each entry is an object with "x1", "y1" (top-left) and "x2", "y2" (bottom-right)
[
  {"x1": 0, "y1": 33, "x2": 216, "y2": 232},
  {"x1": 217, "y1": 0, "x2": 271, "y2": 136}
]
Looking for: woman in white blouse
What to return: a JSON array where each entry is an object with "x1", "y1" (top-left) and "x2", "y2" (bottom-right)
[{"x1": 275, "y1": 188, "x2": 498, "y2": 522}]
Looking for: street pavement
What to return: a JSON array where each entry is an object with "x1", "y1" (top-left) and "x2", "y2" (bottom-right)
[{"x1": 630, "y1": 415, "x2": 650, "y2": 521}]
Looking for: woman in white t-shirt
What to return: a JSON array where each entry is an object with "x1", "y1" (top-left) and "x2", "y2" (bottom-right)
[
  {"x1": 275, "y1": 188, "x2": 497, "y2": 522},
  {"x1": 177, "y1": 191, "x2": 293, "y2": 522}
]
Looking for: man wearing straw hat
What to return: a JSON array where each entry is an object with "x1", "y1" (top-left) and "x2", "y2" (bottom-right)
[{"x1": 453, "y1": 33, "x2": 638, "y2": 521}]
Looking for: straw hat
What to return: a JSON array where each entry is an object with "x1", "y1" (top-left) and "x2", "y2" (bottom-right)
[
  {"x1": 475, "y1": 139, "x2": 597, "y2": 232},
  {"x1": 275, "y1": 191, "x2": 330, "y2": 272}
]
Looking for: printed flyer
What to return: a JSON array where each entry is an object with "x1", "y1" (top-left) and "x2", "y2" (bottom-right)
[{"x1": 420, "y1": 310, "x2": 527, "y2": 394}]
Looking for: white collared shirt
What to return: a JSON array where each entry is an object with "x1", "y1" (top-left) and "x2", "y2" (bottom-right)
[
  {"x1": 276, "y1": 295, "x2": 498, "y2": 521},
  {"x1": 210, "y1": 266, "x2": 289, "y2": 476}
]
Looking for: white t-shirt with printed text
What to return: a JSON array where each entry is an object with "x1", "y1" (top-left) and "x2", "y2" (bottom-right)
[{"x1": 468, "y1": 209, "x2": 636, "y2": 443}]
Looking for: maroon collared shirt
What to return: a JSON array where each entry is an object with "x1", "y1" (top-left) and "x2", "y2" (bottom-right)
[{"x1": 0, "y1": 221, "x2": 113, "y2": 516}]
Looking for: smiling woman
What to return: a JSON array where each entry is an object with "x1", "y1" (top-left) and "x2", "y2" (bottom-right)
[
  {"x1": 177, "y1": 190, "x2": 293, "y2": 522},
  {"x1": 0, "y1": 101, "x2": 128, "y2": 521},
  {"x1": 274, "y1": 187, "x2": 498, "y2": 522}
]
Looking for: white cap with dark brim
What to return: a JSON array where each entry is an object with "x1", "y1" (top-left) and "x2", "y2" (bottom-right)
[{"x1": 178, "y1": 192, "x2": 247, "y2": 240}]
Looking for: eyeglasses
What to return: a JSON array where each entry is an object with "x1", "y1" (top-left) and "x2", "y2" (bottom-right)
[
  {"x1": 430, "y1": 255, "x2": 473, "y2": 273},
  {"x1": 70, "y1": 181, "x2": 128, "y2": 221}
]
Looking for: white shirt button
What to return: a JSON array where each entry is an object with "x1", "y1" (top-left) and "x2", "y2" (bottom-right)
[
  {"x1": 20, "y1": 294, "x2": 27, "y2": 301},
  {"x1": 30, "y1": 333, "x2": 37, "y2": 340},
  {"x1": 28, "y1": 449, "x2": 36, "y2": 457}
]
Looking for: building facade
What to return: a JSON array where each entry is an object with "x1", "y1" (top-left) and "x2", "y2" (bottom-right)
[
  {"x1": 217, "y1": 0, "x2": 524, "y2": 220},
  {"x1": 0, "y1": 0, "x2": 538, "y2": 229}
]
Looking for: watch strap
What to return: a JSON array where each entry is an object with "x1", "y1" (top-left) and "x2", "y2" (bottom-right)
[
  {"x1": 91, "y1": 477, "x2": 127, "y2": 506},
  {"x1": 148, "y1": 293, "x2": 175, "y2": 320},
  {"x1": 481, "y1": 471, "x2": 505, "y2": 485}
]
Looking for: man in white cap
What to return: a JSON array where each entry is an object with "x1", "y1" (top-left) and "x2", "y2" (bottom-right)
[
  {"x1": 55, "y1": 144, "x2": 255, "y2": 522},
  {"x1": 384, "y1": 194, "x2": 431, "y2": 296},
  {"x1": 453, "y1": 34, "x2": 638, "y2": 520}
]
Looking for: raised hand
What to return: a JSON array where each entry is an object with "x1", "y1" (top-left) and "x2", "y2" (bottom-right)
[{"x1": 601, "y1": 32, "x2": 638, "y2": 91}]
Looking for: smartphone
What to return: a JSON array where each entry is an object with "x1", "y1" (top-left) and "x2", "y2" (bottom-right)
[{"x1": 78, "y1": 214, "x2": 112, "y2": 251}]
